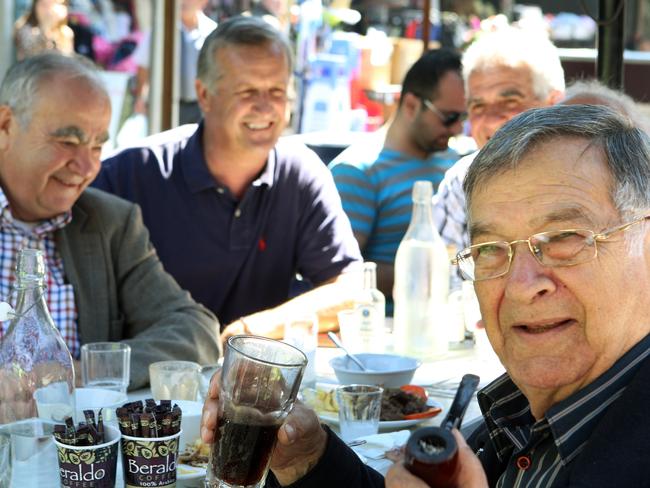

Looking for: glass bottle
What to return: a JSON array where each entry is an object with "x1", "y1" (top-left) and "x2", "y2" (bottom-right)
[
  {"x1": 0, "y1": 249, "x2": 75, "y2": 486},
  {"x1": 0, "y1": 248, "x2": 75, "y2": 424},
  {"x1": 356, "y1": 262, "x2": 386, "y2": 352},
  {"x1": 393, "y1": 181, "x2": 450, "y2": 360}
]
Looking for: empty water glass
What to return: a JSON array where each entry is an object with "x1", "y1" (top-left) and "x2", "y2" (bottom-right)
[
  {"x1": 198, "y1": 362, "x2": 222, "y2": 401},
  {"x1": 81, "y1": 342, "x2": 131, "y2": 393},
  {"x1": 149, "y1": 360, "x2": 201, "y2": 401},
  {"x1": 336, "y1": 385, "x2": 383, "y2": 442}
]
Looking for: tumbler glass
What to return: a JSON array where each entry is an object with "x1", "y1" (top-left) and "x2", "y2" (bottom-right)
[{"x1": 205, "y1": 336, "x2": 307, "y2": 488}]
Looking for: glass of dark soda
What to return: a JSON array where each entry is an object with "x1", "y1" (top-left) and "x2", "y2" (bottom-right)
[{"x1": 205, "y1": 335, "x2": 307, "y2": 488}]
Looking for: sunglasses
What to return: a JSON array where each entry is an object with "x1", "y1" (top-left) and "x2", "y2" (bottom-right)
[{"x1": 421, "y1": 98, "x2": 467, "y2": 127}]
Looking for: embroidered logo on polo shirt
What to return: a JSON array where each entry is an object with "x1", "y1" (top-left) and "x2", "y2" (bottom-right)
[{"x1": 258, "y1": 237, "x2": 267, "y2": 252}]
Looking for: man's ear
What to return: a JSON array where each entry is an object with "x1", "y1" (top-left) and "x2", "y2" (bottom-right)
[
  {"x1": 0, "y1": 106, "x2": 16, "y2": 152},
  {"x1": 400, "y1": 92, "x2": 422, "y2": 121},
  {"x1": 195, "y1": 79, "x2": 212, "y2": 114}
]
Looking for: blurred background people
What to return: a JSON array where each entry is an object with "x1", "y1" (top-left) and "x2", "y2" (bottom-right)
[
  {"x1": 562, "y1": 79, "x2": 650, "y2": 134},
  {"x1": 133, "y1": 0, "x2": 217, "y2": 125},
  {"x1": 245, "y1": 0, "x2": 290, "y2": 31},
  {"x1": 14, "y1": 0, "x2": 75, "y2": 60}
]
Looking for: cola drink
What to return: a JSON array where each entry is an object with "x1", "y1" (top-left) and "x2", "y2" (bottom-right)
[{"x1": 210, "y1": 415, "x2": 282, "y2": 486}]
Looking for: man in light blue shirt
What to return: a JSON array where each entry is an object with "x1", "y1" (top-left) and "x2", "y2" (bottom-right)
[{"x1": 330, "y1": 49, "x2": 465, "y2": 306}]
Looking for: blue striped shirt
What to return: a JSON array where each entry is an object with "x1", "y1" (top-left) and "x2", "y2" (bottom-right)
[
  {"x1": 477, "y1": 333, "x2": 650, "y2": 487},
  {"x1": 330, "y1": 138, "x2": 459, "y2": 268}
]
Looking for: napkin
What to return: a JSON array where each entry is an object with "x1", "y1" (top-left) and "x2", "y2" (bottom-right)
[{"x1": 350, "y1": 430, "x2": 411, "y2": 475}]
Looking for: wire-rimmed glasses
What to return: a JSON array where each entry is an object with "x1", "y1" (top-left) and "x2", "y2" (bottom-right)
[{"x1": 452, "y1": 215, "x2": 650, "y2": 282}]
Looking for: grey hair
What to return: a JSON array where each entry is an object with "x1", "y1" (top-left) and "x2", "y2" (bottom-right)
[
  {"x1": 464, "y1": 104, "x2": 650, "y2": 219},
  {"x1": 462, "y1": 27, "x2": 565, "y2": 101},
  {"x1": 0, "y1": 52, "x2": 106, "y2": 128},
  {"x1": 562, "y1": 79, "x2": 650, "y2": 134},
  {"x1": 197, "y1": 15, "x2": 293, "y2": 92}
]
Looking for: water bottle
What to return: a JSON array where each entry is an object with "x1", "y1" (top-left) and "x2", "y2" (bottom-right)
[
  {"x1": 393, "y1": 181, "x2": 450, "y2": 360},
  {"x1": 0, "y1": 248, "x2": 75, "y2": 487},
  {"x1": 356, "y1": 262, "x2": 386, "y2": 352}
]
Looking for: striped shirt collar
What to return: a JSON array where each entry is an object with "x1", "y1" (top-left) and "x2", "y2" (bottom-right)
[{"x1": 479, "y1": 332, "x2": 650, "y2": 466}]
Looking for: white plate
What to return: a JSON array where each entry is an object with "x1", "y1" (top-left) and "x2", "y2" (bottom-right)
[
  {"x1": 177, "y1": 463, "x2": 206, "y2": 482},
  {"x1": 317, "y1": 398, "x2": 443, "y2": 431}
]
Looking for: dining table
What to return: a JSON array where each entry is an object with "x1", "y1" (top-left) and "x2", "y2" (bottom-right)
[
  {"x1": 315, "y1": 327, "x2": 503, "y2": 425},
  {"x1": 123, "y1": 326, "x2": 505, "y2": 485}
]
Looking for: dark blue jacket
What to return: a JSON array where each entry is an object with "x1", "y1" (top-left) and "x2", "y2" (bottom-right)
[{"x1": 279, "y1": 353, "x2": 650, "y2": 487}]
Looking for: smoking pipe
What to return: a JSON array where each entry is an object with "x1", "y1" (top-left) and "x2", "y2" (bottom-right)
[{"x1": 404, "y1": 374, "x2": 480, "y2": 488}]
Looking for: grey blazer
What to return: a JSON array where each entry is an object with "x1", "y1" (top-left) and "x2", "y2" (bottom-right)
[{"x1": 56, "y1": 188, "x2": 221, "y2": 389}]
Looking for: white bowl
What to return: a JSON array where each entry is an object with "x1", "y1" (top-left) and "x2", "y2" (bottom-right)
[
  {"x1": 329, "y1": 353, "x2": 421, "y2": 388},
  {"x1": 173, "y1": 399, "x2": 203, "y2": 451},
  {"x1": 75, "y1": 387, "x2": 127, "y2": 423}
]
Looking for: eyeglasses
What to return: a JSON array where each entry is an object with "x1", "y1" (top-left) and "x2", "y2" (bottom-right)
[
  {"x1": 451, "y1": 215, "x2": 650, "y2": 282},
  {"x1": 421, "y1": 98, "x2": 467, "y2": 127}
]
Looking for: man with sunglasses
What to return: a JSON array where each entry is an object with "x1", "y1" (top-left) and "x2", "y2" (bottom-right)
[
  {"x1": 200, "y1": 103, "x2": 650, "y2": 488},
  {"x1": 434, "y1": 28, "x2": 565, "y2": 253},
  {"x1": 330, "y1": 48, "x2": 466, "y2": 303}
]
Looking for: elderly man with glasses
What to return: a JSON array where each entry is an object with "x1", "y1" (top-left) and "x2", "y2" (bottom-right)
[
  {"x1": 330, "y1": 48, "x2": 466, "y2": 306},
  {"x1": 199, "y1": 104, "x2": 650, "y2": 488},
  {"x1": 433, "y1": 27, "x2": 565, "y2": 254}
]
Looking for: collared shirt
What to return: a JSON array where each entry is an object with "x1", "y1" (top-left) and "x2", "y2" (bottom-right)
[
  {"x1": 94, "y1": 124, "x2": 361, "y2": 326},
  {"x1": 432, "y1": 151, "x2": 475, "y2": 253},
  {"x1": 330, "y1": 135, "x2": 459, "y2": 310},
  {"x1": 477, "y1": 333, "x2": 650, "y2": 487},
  {"x1": 0, "y1": 187, "x2": 80, "y2": 358}
]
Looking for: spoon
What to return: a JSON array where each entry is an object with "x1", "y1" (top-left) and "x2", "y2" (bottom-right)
[{"x1": 327, "y1": 331, "x2": 368, "y2": 371}]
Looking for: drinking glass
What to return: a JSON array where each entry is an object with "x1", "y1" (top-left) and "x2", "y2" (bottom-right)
[
  {"x1": 149, "y1": 360, "x2": 201, "y2": 401},
  {"x1": 337, "y1": 309, "x2": 365, "y2": 353},
  {"x1": 0, "y1": 419, "x2": 58, "y2": 488},
  {"x1": 81, "y1": 342, "x2": 131, "y2": 393},
  {"x1": 283, "y1": 313, "x2": 318, "y2": 389},
  {"x1": 199, "y1": 362, "x2": 223, "y2": 402},
  {"x1": 205, "y1": 335, "x2": 307, "y2": 488},
  {"x1": 336, "y1": 385, "x2": 383, "y2": 442}
]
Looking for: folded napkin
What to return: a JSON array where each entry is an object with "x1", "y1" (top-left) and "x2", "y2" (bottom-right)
[{"x1": 351, "y1": 430, "x2": 411, "y2": 476}]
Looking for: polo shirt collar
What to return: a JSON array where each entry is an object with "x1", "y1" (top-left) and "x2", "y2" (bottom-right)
[
  {"x1": 254, "y1": 146, "x2": 275, "y2": 188},
  {"x1": 0, "y1": 185, "x2": 71, "y2": 235},
  {"x1": 182, "y1": 123, "x2": 217, "y2": 193},
  {"x1": 183, "y1": 123, "x2": 276, "y2": 193},
  {"x1": 479, "y1": 333, "x2": 650, "y2": 465}
]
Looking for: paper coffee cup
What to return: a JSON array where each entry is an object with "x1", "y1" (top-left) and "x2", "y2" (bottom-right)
[
  {"x1": 121, "y1": 430, "x2": 182, "y2": 488},
  {"x1": 54, "y1": 424, "x2": 120, "y2": 488}
]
